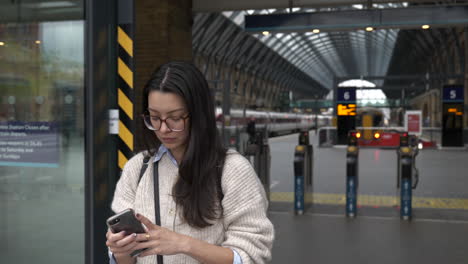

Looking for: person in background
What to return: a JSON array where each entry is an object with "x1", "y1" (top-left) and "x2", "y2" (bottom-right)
[
  {"x1": 106, "y1": 61, "x2": 274, "y2": 264},
  {"x1": 246, "y1": 117, "x2": 256, "y2": 144}
]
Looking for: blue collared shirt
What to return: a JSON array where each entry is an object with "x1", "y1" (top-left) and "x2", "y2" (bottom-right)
[{"x1": 109, "y1": 145, "x2": 242, "y2": 264}]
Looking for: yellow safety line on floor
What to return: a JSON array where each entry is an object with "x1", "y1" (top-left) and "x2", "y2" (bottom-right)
[{"x1": 270, "y1": 192, "x2": 468, "y2": 210}]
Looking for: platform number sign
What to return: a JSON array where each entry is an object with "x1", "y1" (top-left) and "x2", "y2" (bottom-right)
[
  {"x1": 450, "y1": 90, "x2": 456, "y2": 99},
  {"x1": 443, "y1": 85, "x2": 464, "y2": 102},
  {"x1": 442, "y1": 84, "x2": 464, "y2": 147},
  {"x1": 344, "y1": 91, "x2": 350, "y2": 100},
  {"x1": 337, "y1": 87, "x2": 356, "y2": 103}
]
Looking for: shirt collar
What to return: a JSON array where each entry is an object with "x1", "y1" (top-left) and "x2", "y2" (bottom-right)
[{"x1": 153, "y1": 144, "x2": 178, "y2": 167}]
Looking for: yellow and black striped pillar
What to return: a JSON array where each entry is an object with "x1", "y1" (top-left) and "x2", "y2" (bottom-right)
[{"x1": 117, "y1": 1, "x2": 135, "y2": 170}]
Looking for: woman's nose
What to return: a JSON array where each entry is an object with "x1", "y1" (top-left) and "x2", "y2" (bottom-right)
[{"x1": 159, "y1": 120, "x2": 171, "y2": 133}]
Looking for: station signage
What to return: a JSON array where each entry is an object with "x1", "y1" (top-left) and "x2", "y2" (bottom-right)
[
  {"x1": 0, "y1": 121, "x2": 59, "y2": 167},
  {"x1": 441, "y1": 84, "x2": 464, "y2": 147},
  {"x1": 404, "y1": 111, "x2": 422, "y2": 136},
  {"x1": 442, "y1": 85, "x2": 464, "y2": 102},
  {"x1": 336, "y1": 87, "x2": 357, "y2": 144},
  {"x1": 446, "y1": 105, "x2": 463, "y2": 115},
  {"x1": 337, "y1": 103, "x2": 356, "y2": 116},
  {"x1": 337, "y1": 87, "x2": 356, "y2": 103}
]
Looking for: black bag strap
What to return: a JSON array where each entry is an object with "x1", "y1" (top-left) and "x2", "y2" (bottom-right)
[
  {"x1": 138, "y1": 155, "x2": 152, "y2": 186},
  {"x1": 153, "y1": 161, "x2": 163, "y2": 263},
  {"x1": 137, "y1": 154, "x2": 163, "y2": 263}
]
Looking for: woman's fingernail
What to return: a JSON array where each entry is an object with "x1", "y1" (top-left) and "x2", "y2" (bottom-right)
[
  {"x1": 136, "y1": 213, "x2": 140, "y2": 218},
  {"x1": 133, "y1": 233, "x2": 137, "y2": 237}
]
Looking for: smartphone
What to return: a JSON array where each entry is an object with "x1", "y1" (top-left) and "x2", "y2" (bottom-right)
[{"x1": 106, "y1": 208, "x2": 147, "y2": 257}]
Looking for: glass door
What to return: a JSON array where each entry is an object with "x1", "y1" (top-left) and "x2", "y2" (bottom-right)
[{"x1": 0, "y1": 2, "x2": 85, "y2": 263}]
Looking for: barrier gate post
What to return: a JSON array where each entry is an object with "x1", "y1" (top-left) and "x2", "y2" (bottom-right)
[
  {"x1": 346, "y1": 131, "x2": 359, "y2": 217},
  {"x1": 398, "y1": 132, "x2": 419, "y2": 220},
  {"x1": 294, "y1": 145, "x2": 305, "y2": 215}
]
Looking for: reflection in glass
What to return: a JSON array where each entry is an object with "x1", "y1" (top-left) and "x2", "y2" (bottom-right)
[{"x1": 0, "y1": 15, "x2": 84, "y2": 264}]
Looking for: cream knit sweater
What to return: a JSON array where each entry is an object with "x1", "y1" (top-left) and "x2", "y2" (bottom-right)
[{"x1": 111, "y1": 149, "x2": 274, "y2": 264}]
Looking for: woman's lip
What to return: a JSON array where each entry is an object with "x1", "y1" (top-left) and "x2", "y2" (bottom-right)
[{"x1": 162, "y1": 138, "x2": 176, "y2": 140}]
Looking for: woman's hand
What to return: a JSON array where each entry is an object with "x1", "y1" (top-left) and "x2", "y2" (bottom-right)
[
  {"x1": 133, "y1": 214, "x2": 190, "y2": 257},
  {"x1": 106, "y1": 229, "x2": 139, "y2": 258}
]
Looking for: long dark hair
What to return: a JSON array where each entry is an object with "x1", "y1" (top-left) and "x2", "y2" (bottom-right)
[{"x1": 141, "y1": 61, "x2": 227, "y2": 228}]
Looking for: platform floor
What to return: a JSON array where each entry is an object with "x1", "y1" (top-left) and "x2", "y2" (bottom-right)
[
  {"x1": 267, "y1": 132, "x2": 468, "y2": 263},
  {"x1": 269, "y1": 211, "x2": 468, "y2": 264}
]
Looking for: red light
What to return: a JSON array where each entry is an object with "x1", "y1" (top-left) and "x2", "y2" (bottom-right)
[{"x1": 402, "y1": 132, "x2": 408, "y2": 137}]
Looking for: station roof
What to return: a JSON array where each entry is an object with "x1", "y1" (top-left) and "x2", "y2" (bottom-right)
[{"x1": 193, "y1": 1, "x2": 466, "y2": 101}]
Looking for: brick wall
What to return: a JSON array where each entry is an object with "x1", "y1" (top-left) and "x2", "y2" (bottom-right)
[{"x1": 134, "y1": 0, "x2": 192, "y2": 150}]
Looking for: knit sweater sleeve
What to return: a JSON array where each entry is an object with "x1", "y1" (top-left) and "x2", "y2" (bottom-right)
[
  {"x1": 111, "y1": 152, "x2": 146, "y2": 214},
  {"x1": 220, "y1": 151, "x2": 275, "y2": 264}
]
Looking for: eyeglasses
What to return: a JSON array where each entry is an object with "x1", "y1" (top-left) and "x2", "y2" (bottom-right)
[{"x1": 142, "y1": 114, "x2": 189, "y2": 132}]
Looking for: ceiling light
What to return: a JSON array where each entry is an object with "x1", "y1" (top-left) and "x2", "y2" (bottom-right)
[
  {"x1": 262, "y1": 31, "x2": 270, "y2": 36},
  {"x1": 365, "y1": 27, "x2": 374, "y2": 32},
  {"x1": 0, "y1": 42, "x2": 5, "y2": 46},
  {"x1": 421, "y1": 25, "x2": 430, "y2": 30},
  {"x1": 35, "y1": 40, "x2": 41, "y2": 44},
  {"x1": 312, "y1": 29, "x2": 320, "y2": 34}
]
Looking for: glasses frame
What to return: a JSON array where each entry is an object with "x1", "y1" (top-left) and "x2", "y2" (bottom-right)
[{"x1": 142, "y1": 113, "x2": 190, "y2": 132}]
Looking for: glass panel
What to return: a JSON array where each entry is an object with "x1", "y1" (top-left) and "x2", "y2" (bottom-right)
[{"x1": 0, "y1": 1, "x2": 84, "y2": 263}]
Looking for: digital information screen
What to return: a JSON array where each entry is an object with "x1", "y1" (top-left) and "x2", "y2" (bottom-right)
[
  {"x1": 336, "y1": 88, "x2": 356, "y2": 145},
  {"x1": 337, "y1": 103, "x2": 356, "y2": 116}
]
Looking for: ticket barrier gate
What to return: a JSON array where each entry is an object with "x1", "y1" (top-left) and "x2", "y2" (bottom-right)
[
  {"x1": 397, "y1": 132, "x2": 420, "y2": 220},
  {"x1": 244, "y1": 129, "x2": 271, "y2": 200},
  {"x1": 293, "y1": 131, "x2": 313, "y2": 215},
  {"x1": 346, "y1": 131, "x2": 359, "y2": 217},
  {"x1": 294, "y1": 146, "x2": 305, "y2": 215}
]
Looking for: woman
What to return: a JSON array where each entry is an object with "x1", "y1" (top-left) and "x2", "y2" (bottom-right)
[{"x1": 106, "y1": 61, "x2": 274, "y2": 264}]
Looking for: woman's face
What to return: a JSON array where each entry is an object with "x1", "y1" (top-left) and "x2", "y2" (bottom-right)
[{"x1": 147, "y1": 91, "x2": 190, "y2": 155}]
